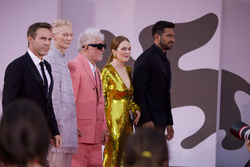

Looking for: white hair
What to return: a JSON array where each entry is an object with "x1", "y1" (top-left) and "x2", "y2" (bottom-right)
[{"x1": 77, "y1": 27, "x2": 105, "y2": 52}]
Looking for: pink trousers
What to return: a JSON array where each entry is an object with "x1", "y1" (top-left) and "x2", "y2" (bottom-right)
[{"x1": 71, "y1": 143, "x2": 102, "y2": 167}]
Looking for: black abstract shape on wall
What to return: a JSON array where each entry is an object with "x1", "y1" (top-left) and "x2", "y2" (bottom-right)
[
  {"x1": 96, "y1": 30, "x2": 114, "y2": 69},
  {"x1": 101, "y1": 13, "x2": 250, "y2": 150},
  {"x1": 220, "y1": 70, "x2": 250, "y2": 149}
]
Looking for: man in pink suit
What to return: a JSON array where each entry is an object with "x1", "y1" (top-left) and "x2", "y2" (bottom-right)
[{"x1": 68, "y1": 27, "x2": 109, "y2": 167}]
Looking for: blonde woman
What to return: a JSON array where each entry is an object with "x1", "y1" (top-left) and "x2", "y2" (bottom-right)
[{"x1": 45, "y1": 19, "x2": 78, "y2": 167}]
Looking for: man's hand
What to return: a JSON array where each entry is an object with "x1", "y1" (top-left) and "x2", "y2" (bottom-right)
[
  {"x1": 77, "y1": 127, "x2": 82, "y2": 137},
  {"x1": 142, "y1": 121, "x2": 154, "y2": 128},
  {"x1": 101, "y1": 130, "x2": 109, "y2": 145},
  {"x1": 246, "y1": 140, "x2": 250, "y2": 152},
  {"x1": 165, "y1": 125, "x2": 174, "y2": 141},
  {"x1": 51, "y1": 135, "x2": 62, "y2": 148}
]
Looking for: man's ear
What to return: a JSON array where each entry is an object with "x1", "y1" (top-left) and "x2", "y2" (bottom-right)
[
  {"x1": 85, "y1": 44, "x2": 89, "y2": 50},
  {"x1": 28, "y1": 35, "x2": 32, "y2": 41},
  {"x1": 27, "y1": 35, "x2": 33, "y2": 44},
  {"x1": 156, "y1": 34, "x2": 161, "y2": 41},
  {"x1": 82, "y1": 44, "x2": 90, "y2": 52},
  {"x1": 154, "y1": 34, "x2": 160, "y2": 41}
]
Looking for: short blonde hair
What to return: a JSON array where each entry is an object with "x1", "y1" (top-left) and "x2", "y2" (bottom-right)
[{"x1": 51, "y1": 19, "x2": 72, "y2": 34}]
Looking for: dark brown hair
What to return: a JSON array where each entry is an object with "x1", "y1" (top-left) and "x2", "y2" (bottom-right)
[
  {"x1": 27, "y1": 22, "x2": 52, "y2": 46},
  {"x1": 0, "y1": 98, "x2": 50, "y2": 167},
  {"x1": 27, "y1": 22, "x2": 52, "y2": 39},
  {"x1": 152, "y1": 21, "x2": 175, "y2": 37}
]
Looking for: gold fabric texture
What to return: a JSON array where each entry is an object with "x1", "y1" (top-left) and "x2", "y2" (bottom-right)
[{"x1": 101, "y1": 64, "x2": 140, "y2": 167}]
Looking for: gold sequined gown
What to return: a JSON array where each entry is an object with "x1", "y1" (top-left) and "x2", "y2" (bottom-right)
[{"x1": 101, "y1": 64, "x2": 140, "y2": 167}]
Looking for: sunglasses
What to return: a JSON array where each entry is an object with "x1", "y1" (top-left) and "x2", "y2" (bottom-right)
[{"x1": 82, "y1": 43, "x2": 106, "y2": 50}]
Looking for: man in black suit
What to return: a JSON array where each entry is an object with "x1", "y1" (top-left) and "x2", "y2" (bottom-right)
[
  {"x1": 133, "y1": 21, "x2": 175, "y2": 141},
  {"x1": 2, "y1": 22, "x2": 62, "y2": 164}
]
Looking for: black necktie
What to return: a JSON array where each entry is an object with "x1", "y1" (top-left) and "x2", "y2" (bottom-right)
[{"x1": 39, "y1": 62, "x2": 48, "y2": 97}]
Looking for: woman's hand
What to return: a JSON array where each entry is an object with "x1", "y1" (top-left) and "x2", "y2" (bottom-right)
[
  {"x1": 246, "y1": 140, "x2": 250, "y2": 152},
  {"x1": 134, "y1": 110, "x2": 141, "y2": 125}
]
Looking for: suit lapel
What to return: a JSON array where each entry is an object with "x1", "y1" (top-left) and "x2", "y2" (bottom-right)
[
  {"x1": 23, "y1": 53, "x2": 47, "y2": 98},
  {"x1": 77, "y1": 54, "x2": 97, "y2": 87},
  {"x1": 95, "y1": 69, "x2": 102, "y2": 99},
  {"x1": 151, "y1": 45, "x2": 171, "y2": 90},
  {"x1": 151, "y1": 46, "x2": 169, "y2": 80}
]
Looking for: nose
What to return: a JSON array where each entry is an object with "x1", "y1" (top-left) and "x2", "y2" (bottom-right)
[
  {"x1": 67, "y1": 35, "x2": 73, "y2": 40},
  {"x1": 125, "y1": 49, "x2": 130, "y2": 53},
  {"x1": 45, "y1": 39, "x2": 51, "y2": 46},
  {"x1": 172, "y1": 35, "x2": 176, "y2": 41},
  {"x1": 101, "y1": 47, "x2": 105, "y2": 51},
  {"x1": 171, "y1": 37, "x2": 175, "y2": 42}
]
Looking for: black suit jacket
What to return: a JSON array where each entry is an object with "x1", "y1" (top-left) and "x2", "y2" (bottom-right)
[
  {"x1": 133, "y1": 44, "x2": 173, "y2": 129},
  {"x1": 2, "y1": 52, "x2": 59, "y2": 136}
]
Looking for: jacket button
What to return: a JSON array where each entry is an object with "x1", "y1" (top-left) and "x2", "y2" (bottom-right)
[{"x1": 97, "y1": 119, "x2": 99, "y2": 121}]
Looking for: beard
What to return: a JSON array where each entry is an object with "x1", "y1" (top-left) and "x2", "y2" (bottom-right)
[{"x1": 160, "y1": 39, "x2": 173, "y2": 50}]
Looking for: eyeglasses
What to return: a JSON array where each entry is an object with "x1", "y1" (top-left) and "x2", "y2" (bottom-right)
[{"x1": 82, "y1": 43, "x2": 106, "y2": 50}]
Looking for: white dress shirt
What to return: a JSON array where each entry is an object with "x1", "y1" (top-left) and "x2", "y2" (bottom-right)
[
  {"x1": 28, "y1": 49, "x2": 51, "y2": 90},
  {"x1": 83, "y1": 55, "x2": 96, "y2": 78}
]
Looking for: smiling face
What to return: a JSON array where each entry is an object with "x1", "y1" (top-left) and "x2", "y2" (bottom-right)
[
  {"x1": 28, "y1": 28, "x2": 52, "y2": 60},
  {"x1": 155, "y1": 28, "x2": 175, "y2": 52},
  {"x1": 53, "y1": 25, "x2": 73, "y2": 52},
  {"x1": 113, "y1": 40, "x2": 131, "y2": 63}
]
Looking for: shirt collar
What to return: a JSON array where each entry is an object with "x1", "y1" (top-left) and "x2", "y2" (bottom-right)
[
  {"x1": 28, "y1": 49, "x2": 44, "y2": 66},
  {"x1": 82, "y1": 55, "x2": 96, "y2": 74},
  {"x1": 153, "y1": 43, "x2": 167, "y2": 60}
]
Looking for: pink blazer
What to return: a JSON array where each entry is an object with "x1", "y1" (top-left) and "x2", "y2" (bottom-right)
[{"x1": 68, "y1": 53, "x2": 107, "y2": 144}]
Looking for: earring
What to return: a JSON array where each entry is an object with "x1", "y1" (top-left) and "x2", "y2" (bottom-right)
[{"x1": 113, "y1": 54, "x2": 117, "y2": 59}]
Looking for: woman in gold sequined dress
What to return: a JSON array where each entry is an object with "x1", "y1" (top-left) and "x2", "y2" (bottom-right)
[{"x1": 101, "y1": 36, "x2": 141, "y2": 167}]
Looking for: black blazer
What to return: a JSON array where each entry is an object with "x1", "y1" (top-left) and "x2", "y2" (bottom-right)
[
  {"x1": 133, "y1": 44, "x2": 173, "y2": 129},
  {"x1": 2, "y1": 52, "x2": 59, "y2": 136}
]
